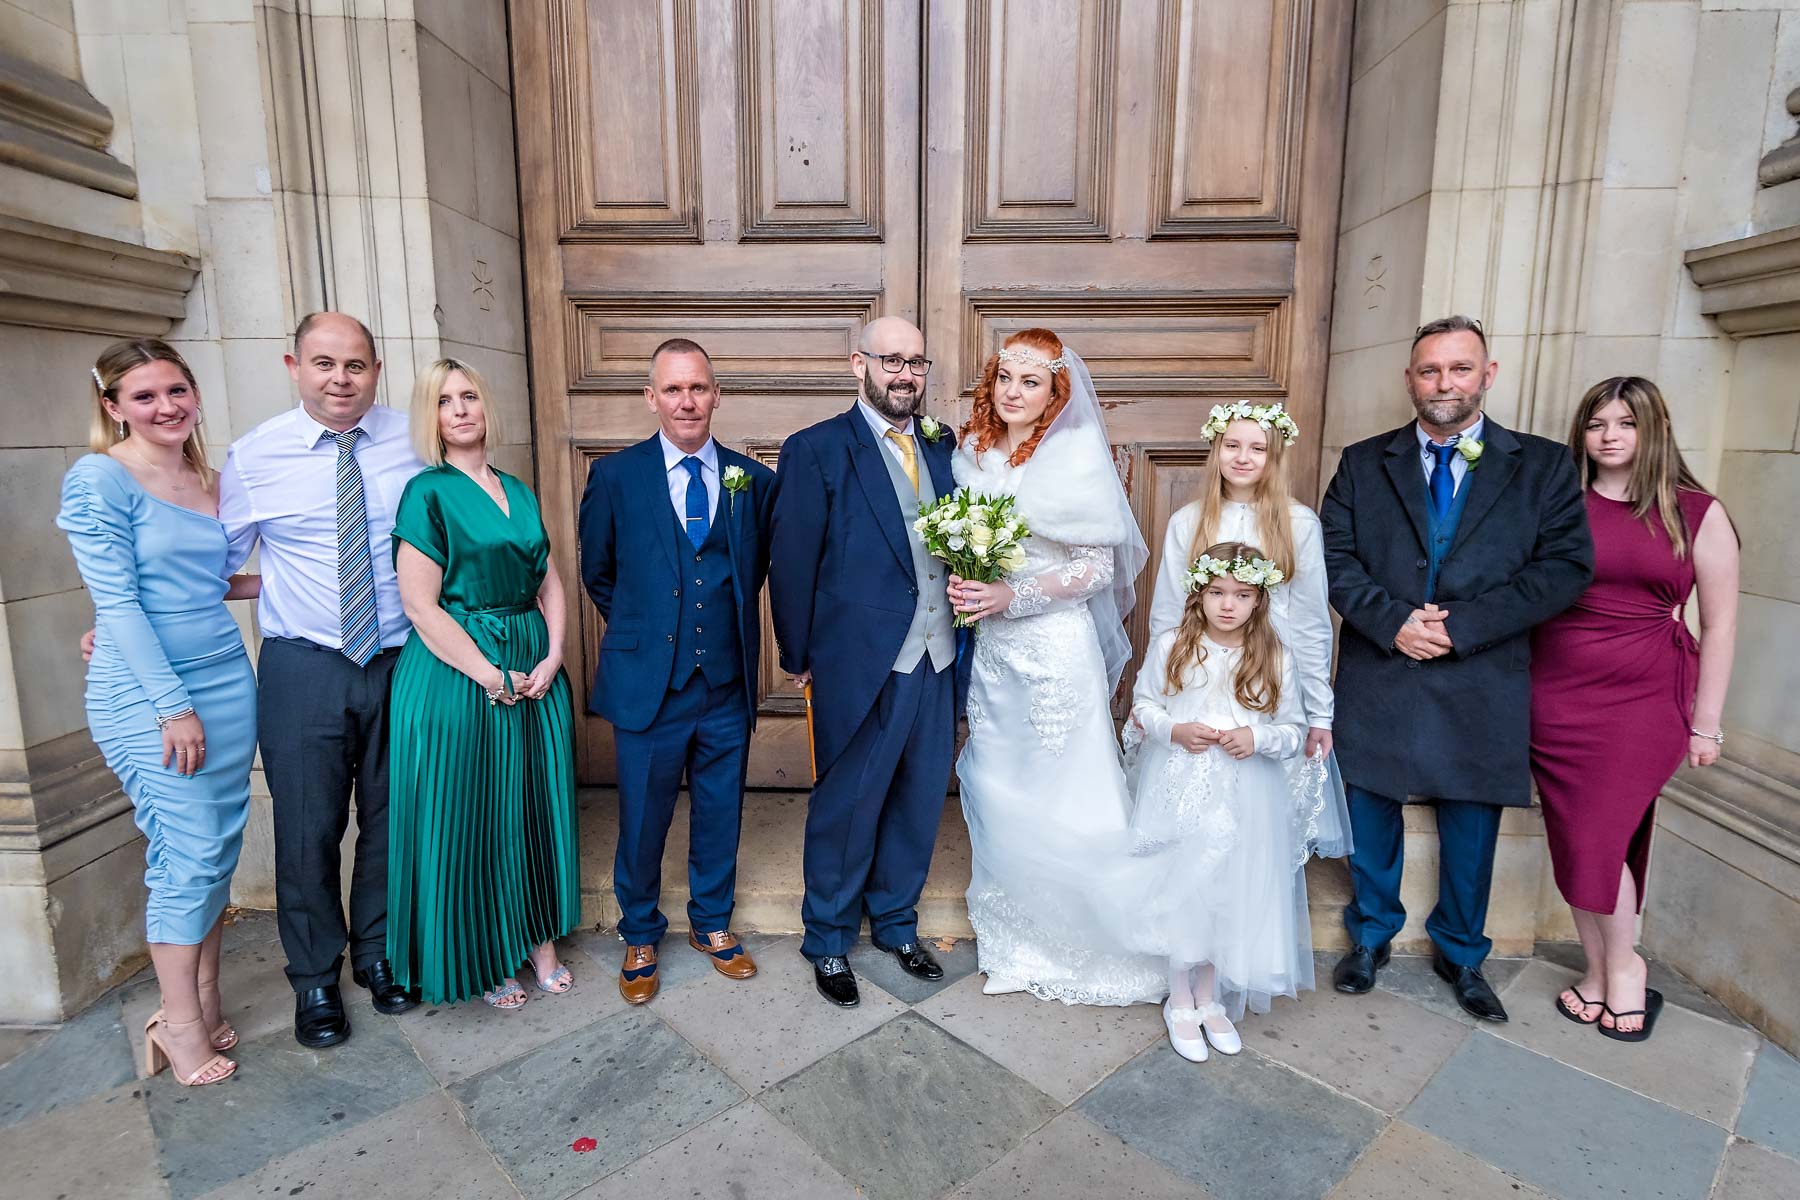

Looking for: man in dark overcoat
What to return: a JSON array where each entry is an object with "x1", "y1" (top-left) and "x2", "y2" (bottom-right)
[{"x1": 1320, "y1": 315, "x2": 1593, "y2": 1021}]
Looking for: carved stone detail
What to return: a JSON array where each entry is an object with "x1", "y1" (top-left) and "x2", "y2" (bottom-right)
[
  {"x1": 0, "y1": 48, "x2": 136, "y2": 198},
  {"x1": 1684, "y1": 224, "x2": 1800, "y2": 337},
  {"x1": 1757, "y1": 86, "x2": 1800, "y2": 190},
  {"x1": 0, "y1": 215, "x2": 198, "y2": 337}
]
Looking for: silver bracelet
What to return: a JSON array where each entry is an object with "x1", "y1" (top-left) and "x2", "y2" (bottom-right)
[
  {"x1": 155, "y1": 708, "x2": 196, "y2": 730},
  {"x1": 1689, "y1": 726, "x2": 1724, "y2": 746}
]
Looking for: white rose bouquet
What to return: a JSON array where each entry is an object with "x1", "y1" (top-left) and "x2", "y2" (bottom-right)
[{"x1": 912, "y1": 488, "x2": 1031, "y2": 628}]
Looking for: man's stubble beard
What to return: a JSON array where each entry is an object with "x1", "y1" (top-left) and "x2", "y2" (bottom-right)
[
  {"x1": 862, "y1": 371, "x2": 918, "y2": 421},
  {"x1": 1411, "y1": 387, "x2": 1484, "y2": 431}
]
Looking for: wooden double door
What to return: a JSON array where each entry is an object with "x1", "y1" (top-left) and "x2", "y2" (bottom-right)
[{"x1": 511, "y1": 0, "x2": 1351, "y2": 787}]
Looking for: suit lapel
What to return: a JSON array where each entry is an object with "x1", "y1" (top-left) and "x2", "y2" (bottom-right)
[
  {"x1": 920, "y1": 427, "x2": 954, "y2": 500},
  {"x1": 846, "y1": 406, "x2": 915, "y2": 575},
  {"x1": 638, "y1": 435, "x2": 682, "y2": 576},
  {"x1": 1381, "y1": 424, "x2": 1431, "y2": 554},
  {"x1": 1448, "y1": 419, "x2": 1521, "y2": 556}
]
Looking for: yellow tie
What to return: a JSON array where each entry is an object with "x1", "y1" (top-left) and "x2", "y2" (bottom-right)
[{"x1": 886, "y1": 429, "x2": 919, "y2": 494}]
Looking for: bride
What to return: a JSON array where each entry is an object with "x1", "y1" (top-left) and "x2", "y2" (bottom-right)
[{"x1": 948, "y1": 329, "x2": 1165, "y2": 1005}]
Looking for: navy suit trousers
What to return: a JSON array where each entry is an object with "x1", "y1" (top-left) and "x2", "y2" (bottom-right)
[
  {"x1": 613, "y1": 673, "x2": 748, "y2": 945},
  {"x1": 800, "y1": 658, "x2": 954, "y2": 961},
  {"x1": 1342, "y1": 783, "x2": 1503, "y2": 967}
]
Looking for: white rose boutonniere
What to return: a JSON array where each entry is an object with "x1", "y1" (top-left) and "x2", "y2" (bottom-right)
[
  {"x1": 917, "y1": 415, "x2": 946, "y2": 443},
  {"x1": 1456, "y1": 438, "x2": 1484, "y2": 468},
  {"x1": 722, "y1": 464, "x2": 751, "y2": 513}
]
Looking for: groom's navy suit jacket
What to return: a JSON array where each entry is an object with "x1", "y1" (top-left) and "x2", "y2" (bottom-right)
[
  {"x1": 1320, "y1": 417, "x2": 1592, "y2": 807},
  {"x1": 578, "y1": 435, "x2": 776, "y2": 732},
  {"x1": 768, "y1": 406, "x2": 970, "y2": 772}
]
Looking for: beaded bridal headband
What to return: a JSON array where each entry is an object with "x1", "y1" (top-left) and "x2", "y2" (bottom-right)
[{"x1": 997, "y1": 346, "x2": 1068, "y2": 374}]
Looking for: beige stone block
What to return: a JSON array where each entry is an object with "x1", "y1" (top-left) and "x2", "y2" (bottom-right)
[
  {"x1": 417, "y1": 26, "x2": 477, "y2": 220},
  {"x1": 1556, "y1": 0, "x2": 1613, "y2": 186},
  {"x1": 1428, "y1": 0, "x2": 1476, "y2": 193},
  {"x1": 428, "y1": 200, "x2": 524, "y2": 353},
  {"x1": 346, "y1": 14, "x2": 413, "y2": 202},
  {"x1": 1450, "y1": 0, "x2": 1514, "y2": 192},
  {"x1": 221, "y1": 336, "x2": 296, "y2": 436},
  {"x1": 400, "y1": 194, "x2": 440, "y2": 333},
  {"x1": 1602, "y1": 0, "x2": 1699, "y2": 189},
  {"x1": 1338, "y1": 55, "x2": 1393, "y2": 233},
  {"x1": 1724, "y1": 333, "x2": 1800, "y2": 452},
  {"x1": 1325, "y1": 340, "x2": 1413, "y2": 448},
  {"x1": 1585, "y1": 187, "x2": 1680, "y2": 337},
  {"x1": 1479, "y1": 332, "x2": 1525, "y2": 429},
  {"x1": 320, "y1": 194, "x2": 425, "y2": 358},
  {"x1": 74, "y1": 29, "x2": 131, "y2": 166},
  {"x1": 1767, "y1": 13, "x2": 1800, "y2": 169},
  {"x1": 205, "y1": 199, "x2": 286, "y2": 338},
  {"x1": 1717, "y1": 454, "x2": 1800, "y2": 603},
  {"x1": 382, "y1": 16, "x2": 430, "y2": 202},
  {"x1": 0, "y1": 2, "x2": 79, "y2": 78},
  {"x1": 1570, "y1": 334, "x2": 1663, "y2": 397},
  {"x1": 488, "y1": 440, "x2": 534, "y2": 486},
  {"x1": 470, "y1": 68, "x2": 518, "y2": 238},
  {"x1": 1489, "y1": 187, "x2": 1547, "y2": 332},
  {"x1": 416, "y1": 0, "x2": 508, "y2": 92},
  {"x1": 441, "y1": 338, "x2": 528, "y2": 446},
  {"x1": 185, "y1": 0, "x2": 250, "y2": 20},
  {"x1": 1536, "y1": 180, "x2": 1597, "y2": 335},
  {"x1": 1520, "y1": 331, "x2": 1578, "y2": 442},
  {"x1": 1678, "y1": 9, "x2": 1781, "y2": 245},
  {"x1": 0, "y1": 160, "x2": 146, "y2": 248},
  {"x1": 4, "y1": 589, "x2": 91, "y2": 744},
  {"x1": 165, "y1": 335, "x2": 228, "y2": 437},
  {"x1": 1332, "y1": 193, "x2": 1432, "y2": 354},
  {"x1": 0, "y1": 879, "x2": 59, "y2": 1021},
  {"x1": 0, "y1": 447, "x2": 86, "y2": 603},
  {"x1": 1353, "y1": 0, "x2": 1445, "y2": 81},
  {"x1": 1499, "y1": 0, "x2": 1562, "y2": 191},
  {"x1": 189, "y1": 20, "x2": 270, "y2": 201},
  {"x1": 1655, "y1": 336, "x2": 1734, "y2": 452},
  {"x1": 1721, "y1": 594, "x2": 1800, "y2": 756},
  {"x1": 1382, "y1": 10, "x2": 1447, "y2": 216},
  {"x1": 0, "y1": 326, "x2": 111, "y2": 448},
  {"x1": 45, "y1": 832, "x2": 150, "y2": 1017},
  {"x1": 1433, "y1": 186, "x2": 1495, "y2": 317},
  {"x1": 71, "y1": 0, "x2": 180, "y2": 35},
  {"x1": 120, "y1": 33, "x2": 207, "y2": 253},
  {"x1": 375, "y1": 336, "x2": 428, "y2": 413}
]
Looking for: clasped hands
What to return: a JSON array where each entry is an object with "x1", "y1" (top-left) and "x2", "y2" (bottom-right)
[
  {"x1": 1171, "y1": 721, "x2": 1255, "y2": 760},
  {"x1": 1394, "y1": 603, "x2": 1453, "y2": 660},
  {"x1": 487, "y1": 656, "x2": 560, "y2": 704},
  {"x1": 947, "y1": 574, "x2": 1014, "y2": 622}
]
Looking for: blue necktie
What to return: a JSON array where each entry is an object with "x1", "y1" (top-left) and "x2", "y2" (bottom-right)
[
  {"x1": 334, "y1": 428, "x2": 381, "y2": 666},
  {"x1": 1428, "y1": 441, "x2": 1459, "y2": 521},
  {"x1": 681, "y1": 456, "x2": 709, "y2": 549}
]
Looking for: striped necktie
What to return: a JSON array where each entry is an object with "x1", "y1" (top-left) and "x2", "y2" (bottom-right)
[{"x1": 334, "y1": 428, "x2": 381, "y2": 666}]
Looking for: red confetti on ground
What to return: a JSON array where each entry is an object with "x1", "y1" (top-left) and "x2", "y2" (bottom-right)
[{"x1": 571, "y1": 1137, "x2": 597, "y2": 1154}]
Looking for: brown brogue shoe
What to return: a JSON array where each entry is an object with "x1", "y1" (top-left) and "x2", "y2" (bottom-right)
[
  {"x1": 688, "y1": 929, "x2": 758, "y2": 980},
  {"x1": 618, "y1": 943, "x2": 659, "y2": 1004}
]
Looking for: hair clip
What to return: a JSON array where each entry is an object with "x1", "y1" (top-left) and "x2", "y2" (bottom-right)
[{"x1": 91, "y1": 366, "x2": 106, "y2": 392}]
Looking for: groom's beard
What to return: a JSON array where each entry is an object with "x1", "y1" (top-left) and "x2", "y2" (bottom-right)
[{"x1": 862, "y1": 371, "x2": 918, "y2": 422}]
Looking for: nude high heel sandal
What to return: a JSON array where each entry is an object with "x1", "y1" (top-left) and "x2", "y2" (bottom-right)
[{"x1": 144, "y1": 1012, "x2": 237, "y2": 1086}]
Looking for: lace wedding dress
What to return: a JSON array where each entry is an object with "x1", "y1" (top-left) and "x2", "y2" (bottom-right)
[{"x1": 953, "y1": 349, "x2": 1165, "y2": 1006}]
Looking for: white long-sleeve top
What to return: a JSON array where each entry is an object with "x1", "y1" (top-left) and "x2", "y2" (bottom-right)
[
  {"x1": 1147, "y1": 500, "x2": 1334, "y2": 730},
  {"x1": 1131, "y1": 630, "x2": 1306, "y2": 759}
]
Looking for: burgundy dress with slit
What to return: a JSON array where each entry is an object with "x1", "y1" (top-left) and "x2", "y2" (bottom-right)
[{"x1": 1529, "y1": 488, "x2": 1713, "y2": 914}]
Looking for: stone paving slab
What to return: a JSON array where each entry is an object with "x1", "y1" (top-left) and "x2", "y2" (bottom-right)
[
  {"x1": 570, "y1": 1099, "x2": 860, "y2": 1200},
  {"x1": 1534, "y1": 938, "x2": 1745, "y2": 1028},
  {"x1": 0, "y1": 1081, "x2": 168, "y2": 1200},
  {"x1": 1735, "y1": 1043, "x2": 1800, "y2": 1159},
  {"x1": 119, "y1": 937, "x2": 308, "y2": 1076},
  {"x1": 762, "y1": 1011, "x2": 1062, "y2": 1200},
  {"x1": 0, "y1": 996, "x2": 140, "y2": 1130},
  {"x1": 1079, "y1": 1043, "x2": 1387, "y2": 1200},
  {"x1": 1407, "y1": 1031, "x2": 1729, "y2": 1200},
  {"x1": 947, "y1": 1109, "x2": 1213, "y2": 1199},
  {"x1": 1322, "y1": 1121, "x2": 1552, "y2": 1199},
  {"x1": 566, "y1": 927, "x2": 790, "y2": 999},
  {"x1": 849, "y1": 934, "x2": 980, "y2": 1005},
  {"x1": 1362, "y1": 952, "x2": 1528, "y2": 1027},
  {"x1": 1713, "y1": 1139, "x2": 1800, "y2": 1199},
  {"x1": 0, "y1": 1028, "x2": 50, "y2": 1072}
]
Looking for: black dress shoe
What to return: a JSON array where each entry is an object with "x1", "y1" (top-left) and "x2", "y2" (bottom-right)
[
  {"x1": 1434, "y1": 951, "x2": 1509, "y2": 1022},
  {"x1": 813, "y1": 956, "x2": 860, "y2": 1007},
  {"x1": 1332, "y1": 943, "x2": 1392, "y2": 994},
  {"x1": 294, "y1": 984, "x2": 350, "y2": 1048},
  {"x1": 872, "y1": 940, "x2": 944, "y2": 981},
  {"x1": 352, "y1": 959, "x2": 419, "y2": 1014}
]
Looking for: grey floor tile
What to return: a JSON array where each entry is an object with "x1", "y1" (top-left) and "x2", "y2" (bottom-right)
[
  {"x1": 0, "y1": 1081, "x2": 168, "y2": 1199},
  {"x1": 1714, "y1": 1139, "x2": 1800, "y2": 1199},
  {"x1": 1364, "y1": 953, "x2": 1527, "y2": 1027},
  {"x1": 122, "y1": 937, "x2": 296, "y2": 1074},
  {"x1": 763, "y1": 1011, "x2": 1061, "y2": 1200},
  {"x1": 1534, "y1": 940, "x2": 1744, "y2": 1028},
  {"x1": 148, "y1": 1016, "x2": 438, "y2": 1200},
  {"x1": 1079, "y1": 1043, "x2": 1386, "y2": 1200},
  {"x1": 450, "y1": 1006, "x2": 743, "y2": 1197},
  {"x1": 570, "y1": 1100, "x2": 860, "y2": 1200},
  {"x1": 1323, "y1": 1121, "x2": 1551, "y2": 1199},
  {"x1": 1489, "y1": 960, "x2": 1758, "y2": 1125},
  {"x1": 1406, "y1": 1031, "x2": 1727, "y2": 1200},
  {"x1": 195, "y1": 1092, "x2": 518, "y2": 1200},
  {"x1": 0, "y1": 1027, "x2": 50, "y2": 1071},
  {"x1": 948, "y1": 1110, "x2": 1213, "y2": 1199},
  {"x1": 0, "y1": 994, "x2": 138, "y2": 1130},
  {"x1": 916, "y1": 972, "x2": 1164, "y2": 1104},
  {"x1": 1246, "y1": 981, "x2": 1470, "y2": 1114},
  {"x1": 396, "y1": 937, "x2": 629, "y2": 1084},
  {"x1": 849, "y1": 934, "x2": 979, "y2": 1005},
  {"x1": 1736, "y1": 1043, "x2": 1800, "y2": 1159},
  {"x1": 568, "y1": 926, "x2": 789, "y2": 998},
  {"x1": 652, "y1": 935, "x2": 906, "y2": 1094}
]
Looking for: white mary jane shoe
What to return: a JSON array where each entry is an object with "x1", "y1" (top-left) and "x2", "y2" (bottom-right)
[
  {"x1": 1163, "y1": 1001, "x2": 1209, "y2": 1063},
  {"x1": 1196, "y1": 1002, "x2": 1242, "y2": 1055}
]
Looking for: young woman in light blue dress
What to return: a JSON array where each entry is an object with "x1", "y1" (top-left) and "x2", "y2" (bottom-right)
[{"x1": 58, "y1": 340, "x2": 260, "y2": 1086}]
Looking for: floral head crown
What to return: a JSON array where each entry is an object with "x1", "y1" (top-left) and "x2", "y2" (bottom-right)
[
  {"x1": 1182, "y1": 553, "x2": 1286, "y2": 594},
  {"x1": 1200, "y1": 401, "x2": 1299, "y2": 446},
  {"x1": 997, "y1": 346, "x2": 1068, "y2": 374}
]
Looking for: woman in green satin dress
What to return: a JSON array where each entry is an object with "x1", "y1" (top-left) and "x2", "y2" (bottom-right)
[{"x1": 387, "y1": 358, "x2": 580, "y2": 1007}]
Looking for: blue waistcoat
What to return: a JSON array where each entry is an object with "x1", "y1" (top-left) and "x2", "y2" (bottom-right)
[
  {"x1": 1423, "y1": 466, "x2": 1476, "y2": 603},
  {"x1": 671, "y1": 506, "x2": 742, "y2": 689}
]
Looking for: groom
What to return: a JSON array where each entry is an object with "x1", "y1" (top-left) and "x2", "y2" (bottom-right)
[
  {"x1": 1320, "y1": 315, "x2": 1592, "y2": 1021},
  {"x1": 769, "y1": 316, "x2": 969, "y2": 1007}
]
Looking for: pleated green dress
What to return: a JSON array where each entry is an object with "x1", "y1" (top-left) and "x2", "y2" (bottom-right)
[{"x1": 386, "y1": 465, "x2": 580, "y2": 1004}]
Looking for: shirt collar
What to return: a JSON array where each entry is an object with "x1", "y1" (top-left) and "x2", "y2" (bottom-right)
[
  {"x1": 1416, "y1": 414, "x2": 1484, "y2": 452},
  {"x1": 659, "y1": 431, "x2": 718, "y2": 473},
  {"x1": 298, "y1": 403, "x2": 382, "y2": 449},
  {"x1": 857, "y1": 398, "x2": 914, "y2": 441}
]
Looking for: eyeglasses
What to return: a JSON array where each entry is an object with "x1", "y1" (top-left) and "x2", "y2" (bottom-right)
[{"x1": 866, "y1": 353, "x2": 932, "y2": 377}]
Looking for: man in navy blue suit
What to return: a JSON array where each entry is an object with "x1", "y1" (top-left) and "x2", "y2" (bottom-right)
[
  {"x1": 770, "y1": 316, "x2": 969, "y2": 1008},
  {"x1": 578, "y1": 338, "x2": 776, "y2": 1005}
]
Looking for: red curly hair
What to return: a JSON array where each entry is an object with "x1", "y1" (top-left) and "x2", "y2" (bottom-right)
[{"x1": 961, "y1": 327, "x2": 1072, "y2": 466}]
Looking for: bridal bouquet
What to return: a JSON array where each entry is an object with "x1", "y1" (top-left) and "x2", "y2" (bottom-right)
[{"x1": 913, "y1": 488, "x2": 1031, "y2": 628}]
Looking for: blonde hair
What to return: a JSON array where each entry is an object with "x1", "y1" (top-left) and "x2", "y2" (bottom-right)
[
  {"x1": 409, "y1": 358, "x2": 499, "y2": 466},
  {"x1": 1186, "y1": 418, "x2": 1296, "y2": 576},
  {"x1": 1164, "y1": 541, "x2": 1284, "y2": 714},
  {"x1": 89, "y1": 339, "x2": 216, "y2": 490}
]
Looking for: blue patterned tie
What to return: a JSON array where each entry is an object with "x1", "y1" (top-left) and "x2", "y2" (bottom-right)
[
  {"x1": 1428, "y1": 441, "x2": 1459, "y2": 521},
  {"x1": 681, "y1": 456, "x2": 709, "y2": 549},
  {"x1": 335, "y1": 429, "x2": 380, "y2": 666}
]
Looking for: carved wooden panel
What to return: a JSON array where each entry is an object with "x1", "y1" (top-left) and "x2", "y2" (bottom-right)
[
  {"x1": 742, "y1": 440, "x2": 805, "y2": 716},
  {"x1": 964, "y1": 0, "x2": 1118, "y2": 241},
  {"x1": 567, "y1": 292, "x2": 880, "y2": 392},
  {"x1": 737, "y1": 0, "x2": 884, "y2": 240},
  {"x1": 1123, "y1": 442, "x2": 1213, "y2": 696},
  {"x1": 549, "y1": 0, "x2": 701, "y2": 240},
  {"x1": 1151, "y1": 0, "x2": 1309, "y2": 237}
]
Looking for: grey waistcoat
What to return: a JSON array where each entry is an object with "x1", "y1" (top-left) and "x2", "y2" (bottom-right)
[{"x1": 874, "y1": 434, "x2": 955, "y2": 674}]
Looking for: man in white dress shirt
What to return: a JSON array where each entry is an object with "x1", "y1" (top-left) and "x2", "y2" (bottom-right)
[{"x1": 219, "y1": 312, "x2": 425, "y2": 1047}]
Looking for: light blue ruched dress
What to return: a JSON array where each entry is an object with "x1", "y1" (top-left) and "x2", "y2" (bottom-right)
[{"x1": 58, "y1": 454, "x2": 256, "y2": 945}]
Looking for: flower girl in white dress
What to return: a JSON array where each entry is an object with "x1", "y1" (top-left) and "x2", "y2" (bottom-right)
[{"x1": 1124, "y1": 541, "x2": 1347, "y2": 1062}]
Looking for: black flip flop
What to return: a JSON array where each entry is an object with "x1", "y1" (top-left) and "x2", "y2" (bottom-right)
[
  {"x1": 1555, "y1": 985, "x2": 1602, "y2": 1025},
  {"x1": 1597, "y1": 988, "x2": 1664, "y2": 1042}
]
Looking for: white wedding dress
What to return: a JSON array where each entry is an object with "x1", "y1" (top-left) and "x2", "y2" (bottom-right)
[{"x1": 953, "y1": 350, "x2": 1165, "y2": 1006}]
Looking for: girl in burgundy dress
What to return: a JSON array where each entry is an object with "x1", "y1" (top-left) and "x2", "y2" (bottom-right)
[{"x1": 1530, "y1": 377, "x2": 1738, "y2": 1043}]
